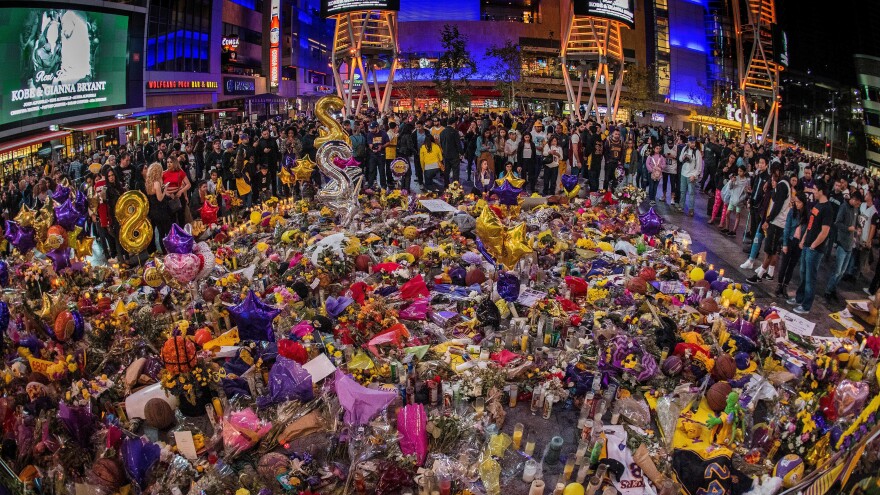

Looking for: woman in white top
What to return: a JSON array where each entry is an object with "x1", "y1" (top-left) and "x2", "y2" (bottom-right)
[
  {"x1": 504, "y1": 131, "x2": 520, "y2": 175},
  {"x1": 542, "y1": 136, "x2": 563, "y2": 196}
]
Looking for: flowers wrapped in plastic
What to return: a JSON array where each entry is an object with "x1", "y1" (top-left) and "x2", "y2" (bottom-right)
[
  {"x1": 221, "y1": 407, "x2": 273, "y2": 456},
  {"x1": 256, "y1": 356, "x2": 314, "y2": 407},
  {"x1": 397, "y1": 404, "x2": 428, "y2": 465}
]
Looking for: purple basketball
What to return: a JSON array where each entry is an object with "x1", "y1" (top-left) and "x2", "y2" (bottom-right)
[{"x1": 661, "y1": 355, "x2": 684, "y2": 376}]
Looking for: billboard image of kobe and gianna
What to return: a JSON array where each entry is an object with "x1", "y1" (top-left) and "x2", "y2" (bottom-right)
[{"x1": 0, "y1": 7, "x2": 130, "y2": 127}]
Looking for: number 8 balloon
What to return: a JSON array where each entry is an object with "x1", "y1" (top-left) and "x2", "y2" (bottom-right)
[
  {"x1": 313, "y1": 95, "x2": 350, "y2": 149},
  {"x1": 115, "y1": 191, "x2": 153, "y2": 254}
]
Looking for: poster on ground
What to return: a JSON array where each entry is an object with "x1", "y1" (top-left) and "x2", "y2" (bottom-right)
[{"x1": 0, "y1": 7, "x2": 130, "y2": 127}]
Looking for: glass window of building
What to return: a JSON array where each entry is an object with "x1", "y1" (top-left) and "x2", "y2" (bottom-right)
[{"x1": 146, "y1": 0, "x2": 212, "y2": 72}]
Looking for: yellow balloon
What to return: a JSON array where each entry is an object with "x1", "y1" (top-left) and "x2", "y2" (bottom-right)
[
  {"x1": 494, "y1": 176, "x2": 525, "y2": 189},
  {"x1": 293, "y1": 156, "x2": 316, "y2": 182},
  {"x1": 114, "y1": 191, "x2": 153, "y2": 254},
  {"x1": 563, "y1": 483, "x2": 585, "y2": 495},
  {"x1": 14, "y1": 207, "x2": 35, "y2": 228},
  {"x1": 721, "y1": 287, "x2": 733, "y2": 302},
  {"x1": 313, "y1": 95, "x2": 351, "y2": 148},
  {"x1": 475, "y1": 207, "x2": 533, "y2": 269},
  {"x1": 143, "y1": 267, "x2": 164, "y2": 287},
  {"x1": 279, "y1": 167, "x2": 295, "y2": 185},
  {"x1": 249, "y1": 210, "x2": 262, "y2": 225},
  {"x1": 74, "y1": 237, "x2": 94, "y2": 258},
  {"x1": 689, "y1": 267, "x2": 705, "y2": 282},
  {"x1": 281, "y1": 230, "x2": 299, "y2": 244},
  {"x1": 67, "y1": 227, "x2": 83, "y2": 251}
]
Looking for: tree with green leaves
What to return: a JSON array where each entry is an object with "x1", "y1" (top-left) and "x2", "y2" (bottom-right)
[
  {"x1": 619, "y1": 63, "x2": 660, "y2": 117},
  {"x1": 433, "y1": 25, "x2": 477, "y2": 110},
  {"x1": 486, "y1": 40, "x2": 522, "y2": 109},
  {"x1": 396, "y1": 51, "x2": 429, "y2": 111}
]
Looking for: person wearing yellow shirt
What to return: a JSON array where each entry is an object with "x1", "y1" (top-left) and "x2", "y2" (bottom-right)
[{"x1": 419, "y1": 134, "x2": 443, "y2": 192}]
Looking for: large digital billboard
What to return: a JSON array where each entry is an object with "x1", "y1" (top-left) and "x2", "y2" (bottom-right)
[
  {"x1": 321, "y1": 0, "x2": 401, "y2": 18},
  {"x1": 573, "y1": 0, "x2": 635, "y2": 29},
  {"x1": 0, "y1": 6, "x2": 136, "y2": 130}
]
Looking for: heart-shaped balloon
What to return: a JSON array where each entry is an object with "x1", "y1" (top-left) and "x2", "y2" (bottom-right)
[
  {"x1": 164, "y1": 253, "x2": 201, "y2": 283},
  {"x1": 835, "y1": 379, "x2": 869, "y2": 418},
  {"x1": 193, "y1": 242, "x2": 215, "y2": 280}
]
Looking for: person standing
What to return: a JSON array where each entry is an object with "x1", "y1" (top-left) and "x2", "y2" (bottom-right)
[
  {"x1": 396, "y1": 119, "x2": 417, "y2": 192},
  {"x1": 850, "y1": 190, "x2": 877, "y2": 284},
  {"x1": 701, "y1": 134, "x2": 722, "y2": 196},
  {"x1": 366, "y1": 121, "x2": 389, "y2": 190},
  {"x1": 677, "y1": 136, "x2": 703, "y2": 216},
  {"x1": 504, "y1": 130, "x2": 521, "y2": 177},
  {"x1": 645, "y1": 144, "x2": 664, "y2": 206},
  {"x1": 542, "y1": 136, "x2": 563, "y2": 196},
  {"x1": 603, "y1": 128, "x2": 624, "y2": 191},
  {"x1": 744, "y1": 156, "x2": 770, "y2": 245},
  {"x1": 385, "y1": 122, "x2": 399, "y2": 189},
  {"x1": 661, "y1": 136, "x2": 679, "y2": 204},
  {"x1": 775, "y1": 192, "x2": 809, "y2": 298},
  {"x1": 530, "y1": 121, "x2": 547, "y2": 166},
  {"x1": 747, "y1": 165, "x2": 790, "y2": 283},
  {"x1": 255, "y1": 129, "x2": 280, "y2": 195},
  {"x1": 825, "y1": 191, "x2": 863, "y2": 302},
  {"x1": 518, "y1": 133, "x2": 538, "y2": 194},
  {"x1": 788, "y1": 179, "x2": 833, "y2": 315},
  {"x1": 440, "y1": 118, "x2": 462, "y2": 185},
  {"x1": 419, "y1": 134, "x2": 443, "y2": 192}
]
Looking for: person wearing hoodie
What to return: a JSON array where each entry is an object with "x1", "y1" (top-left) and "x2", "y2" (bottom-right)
[{"x1": 825, "y1": 191, "x2": 863, "y2": 302}]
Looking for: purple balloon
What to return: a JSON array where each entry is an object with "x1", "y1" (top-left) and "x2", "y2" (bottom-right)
[
  {"x1": 561, "y1": 174, "x2": 579, "y2": 193},
  {"x1": 496, "y1": 271, "x2": 521, "y2": 302},
  {"x1": 0, "y1": 260, "x2": 8, "y2": 287},
  {"x1": 230, "y1": 290, "x2": 280, "y2": 341},
  {"x1": 11, "y1": 226, "x2": 36, "y2": 254},
  {"x1": 449, "y1": 266, "x2": 466, "y2": 286},
  {"x1": 70, "y1": 310, "x2": 85, "y2": 340},
  {"x1": 54, "y1": 199, "x2": 80, "y2": 231},
  {"x1": 639, "y1": 207, "x2": 663, "y2": 236},
  {"x1": 4, "y1": 221, "x2": 19, "y2": 243},
  {"x1": 475, "y1": 237, "x2": 497, "y2": 266},
  {"x1": 491, "y1": 179, "x2": 522, "y2": 206},
  {"x1": 74, "y1": 190, "x2": 88, "y2": 215},
  {"x1": 47, "y1": 247, "x2": 71, "y2": 273},
  {"x1": 704, "y1": 270, "x2": 719, "y2": 283},
  {"x1": 710, "y1": 279, "x2": 730, "y2": 292},
  {"x1": 121, "y1": 437, "x2": 161, "y2": 489},
  {"x1": 163, "y1": 223, "x2": 194, "y2": 254},
  {"x1": 51, "y1": 185, "x2": 71, "y2": 204}
]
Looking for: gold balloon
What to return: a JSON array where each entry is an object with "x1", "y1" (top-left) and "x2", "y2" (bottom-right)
[
  {"x1": 249, "y1": 210, "x2": 263, "y2": 225},
  {"x1": 475, "y1": 207, "x2": 533, "y2": 269},
  {"x1": 143, "y1": 267, "x2": 163, "y2": 287},
  {"x1": 74, "y1": 237, "x2": 94, "y2": 258},
  {"x1": 279, "y1": 167, "x2": 295, "y2": 185},
  {"x1": 293, "y1": 156, "x2": 316, "y2": 182},
  {"x1": 67, "y1": 226, "x2": 83, "y2": 251},
  {"x1": 494, "y1": 176, "x2": 525, "y2": 189},
  {"x1": 37, "y1": 293, "x2": 63, "y2": 323},
  {"x1": 14, "y1": 207, "x2": 35, "y2": 228},
  {"x1": 313, "y1": 95, "x2": 350, "y2": 148},
  {"x1": 114, "y1": 191, "x2": 153, "y2": 254}
]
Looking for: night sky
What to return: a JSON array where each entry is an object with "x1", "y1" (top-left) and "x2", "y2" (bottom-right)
[{"x1": 778, "y1": 0, "x2": 880, "y2": 82}]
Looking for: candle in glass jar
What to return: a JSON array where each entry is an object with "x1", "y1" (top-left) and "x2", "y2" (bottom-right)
[
  {"x1": 512, "y1": 423, "x2": 524, "y2": 450},
  {"x1": 563, "y1": 457, "x2": 576, "y2": 481},
  {"x1": 509, "y1": 384, "x2": 519, "y2": 408},
  {"x1": 474, "y1": 397, "x2": 485, "y2": 417},
  {"x1": 524, "y1": 431, "x2": 536, "y2": 456},
  {"x1": 522, "y1": 459, "x2": 538, "y2": 482}
]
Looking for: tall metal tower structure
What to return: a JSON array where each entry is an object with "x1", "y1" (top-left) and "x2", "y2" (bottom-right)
[
  {"x1": 560, "y1": 1, "x2": 634, "y2": 123},
  {"x1": 330, "y1": 10, "x2": 399, "y2": 114},
  {"x1": 733, "y1": 0, "x2": 782, "y2": 143}
]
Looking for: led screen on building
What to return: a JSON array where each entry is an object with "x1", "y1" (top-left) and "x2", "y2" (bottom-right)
[
  {"x1": 0, "y1": 7, "x2": 132, "y2": 128},
  {"x1": 321, "y1": 0, "x2": 400, "y2": 18},
  {"x1": 573, "y1": 0, "x2": 635, "y2": 29}
]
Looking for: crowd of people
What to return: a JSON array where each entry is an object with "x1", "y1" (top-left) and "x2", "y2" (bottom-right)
[{"x1": 3, "y1": 108, "x2": 880, "y2": 316}]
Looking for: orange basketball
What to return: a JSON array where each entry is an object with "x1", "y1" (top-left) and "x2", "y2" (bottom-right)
[{"x1": 161, "y1": 336, "x2": 197, "y2": 373}]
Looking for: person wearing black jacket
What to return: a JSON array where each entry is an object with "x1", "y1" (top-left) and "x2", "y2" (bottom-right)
[
  {"x1": 396, "y1": 119, "x2": 416, "y2": 192},
  {"x1": 205, "y1": 139, "x2": 225, "y2": 181},
  {"x1": 221, "y1": 139, "x2": 238, "y2": 191},
  {"x1": 746, "y1": 157, "x2": 770, "y2": 240},
  {"x1": 254, "y1": 129, "x2": 280, "y2": 195},
  {"x1": 747, "y1": 165, "x2": 790, "y2": 283},
  {"x1": 440, "y1": 118, "x2": 462, "y2": 185},
  {"x1": 701, "y1": 134, "x2": 722, "y2": 195},
  {"x1": 517, "y1": 133, "x2": 538, "y2": 194}
]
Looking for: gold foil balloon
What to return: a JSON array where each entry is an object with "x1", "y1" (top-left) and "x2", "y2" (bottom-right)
[
  {"x1": 14, "y1": 206, "x2": 35, "y2": 228},
  {"x1": 475, "y1": 207, "x2": 533, "y2": 269},
  {"x1": 114, "y1": 191, "x2": 153, "y2": 254},
  {"x1": 67, "y1": 226, "x2": 83, "y2": 250},
  {"x1": 313, "y1": 95, "x2": 350, "y2": 148},
  {"x1": 293, "y1": 156, "x2": 316, "y2": 182},
  {"x1": 495, "y1": 176, "x2": 525, "y2": 189},
  {"x1": 74, "y1": 236, "x2": 94, "y2": 258},
  {"x1": 279, "y1": 167, "x2": 294, "y2": 185}
]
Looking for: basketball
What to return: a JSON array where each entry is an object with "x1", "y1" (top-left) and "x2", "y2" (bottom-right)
[
  {"x1": 698, "y1": 297, "x2": 720, "y2": 315},
  {"x1": 144, "y1": 398, "x2": 175, "y2": 430},
  {"x1": 661, "y1": 355, "x2": 684, "y2": 376},
  {"x1": 712, "y1": 354, "x2": 737, "y2": 381},
  {"x1": 626, "y1": 276, "x2": 648, "y2": 295},
  {"x1": 354, "y1": 254, "x2": 371, "y2": 272},
  {"x1": 90, "y1": 458, "x2": 124, "y2": 490},
  {"x1": 161, "y1": 336, "x2": 197, "y2": 373},
  {"x1": 707, "y1": 381, "x2": 732, "y2": 413}
]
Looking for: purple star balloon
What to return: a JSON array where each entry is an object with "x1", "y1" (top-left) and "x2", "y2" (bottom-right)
[
  {"x1": 230, "y1": 290, "x2": 280, "y2": 341},
  {"x1": 51, "y1": 185, "x2": 71, "y2": 204},
  {"x1": 0, "y1": 260, "x2": 8, "y2": 287},
  {"x1": 496, "y1": 271, "x2": 521, "y2": 302},
  {"x1": 561, "y1": 174, "x2": 579, "y2": 193},
  {"x1": 54, "y1": 199, "x2": 80, "y2": 231},
  {"x1": 639, "y1": 207, "x2": 663, "y2": 236},
  {"x1": 163, "y1": 223, "x2": 194, "y2": 254},
  {"x1": 4, "y1": 221, "x2": 19, "y2": 244},
  {"x1": 491, "y1": 179, "x2": 522, "y2": 206},
  {"x1": 47, "y1": 247, "x2": 71, "y2": 273},
  {"x1": 11, "y1": 225, "x2": 36, "y2": 254},
  {"x1": 74, "y1": 190, "x2": 88, "y2": 216}
]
